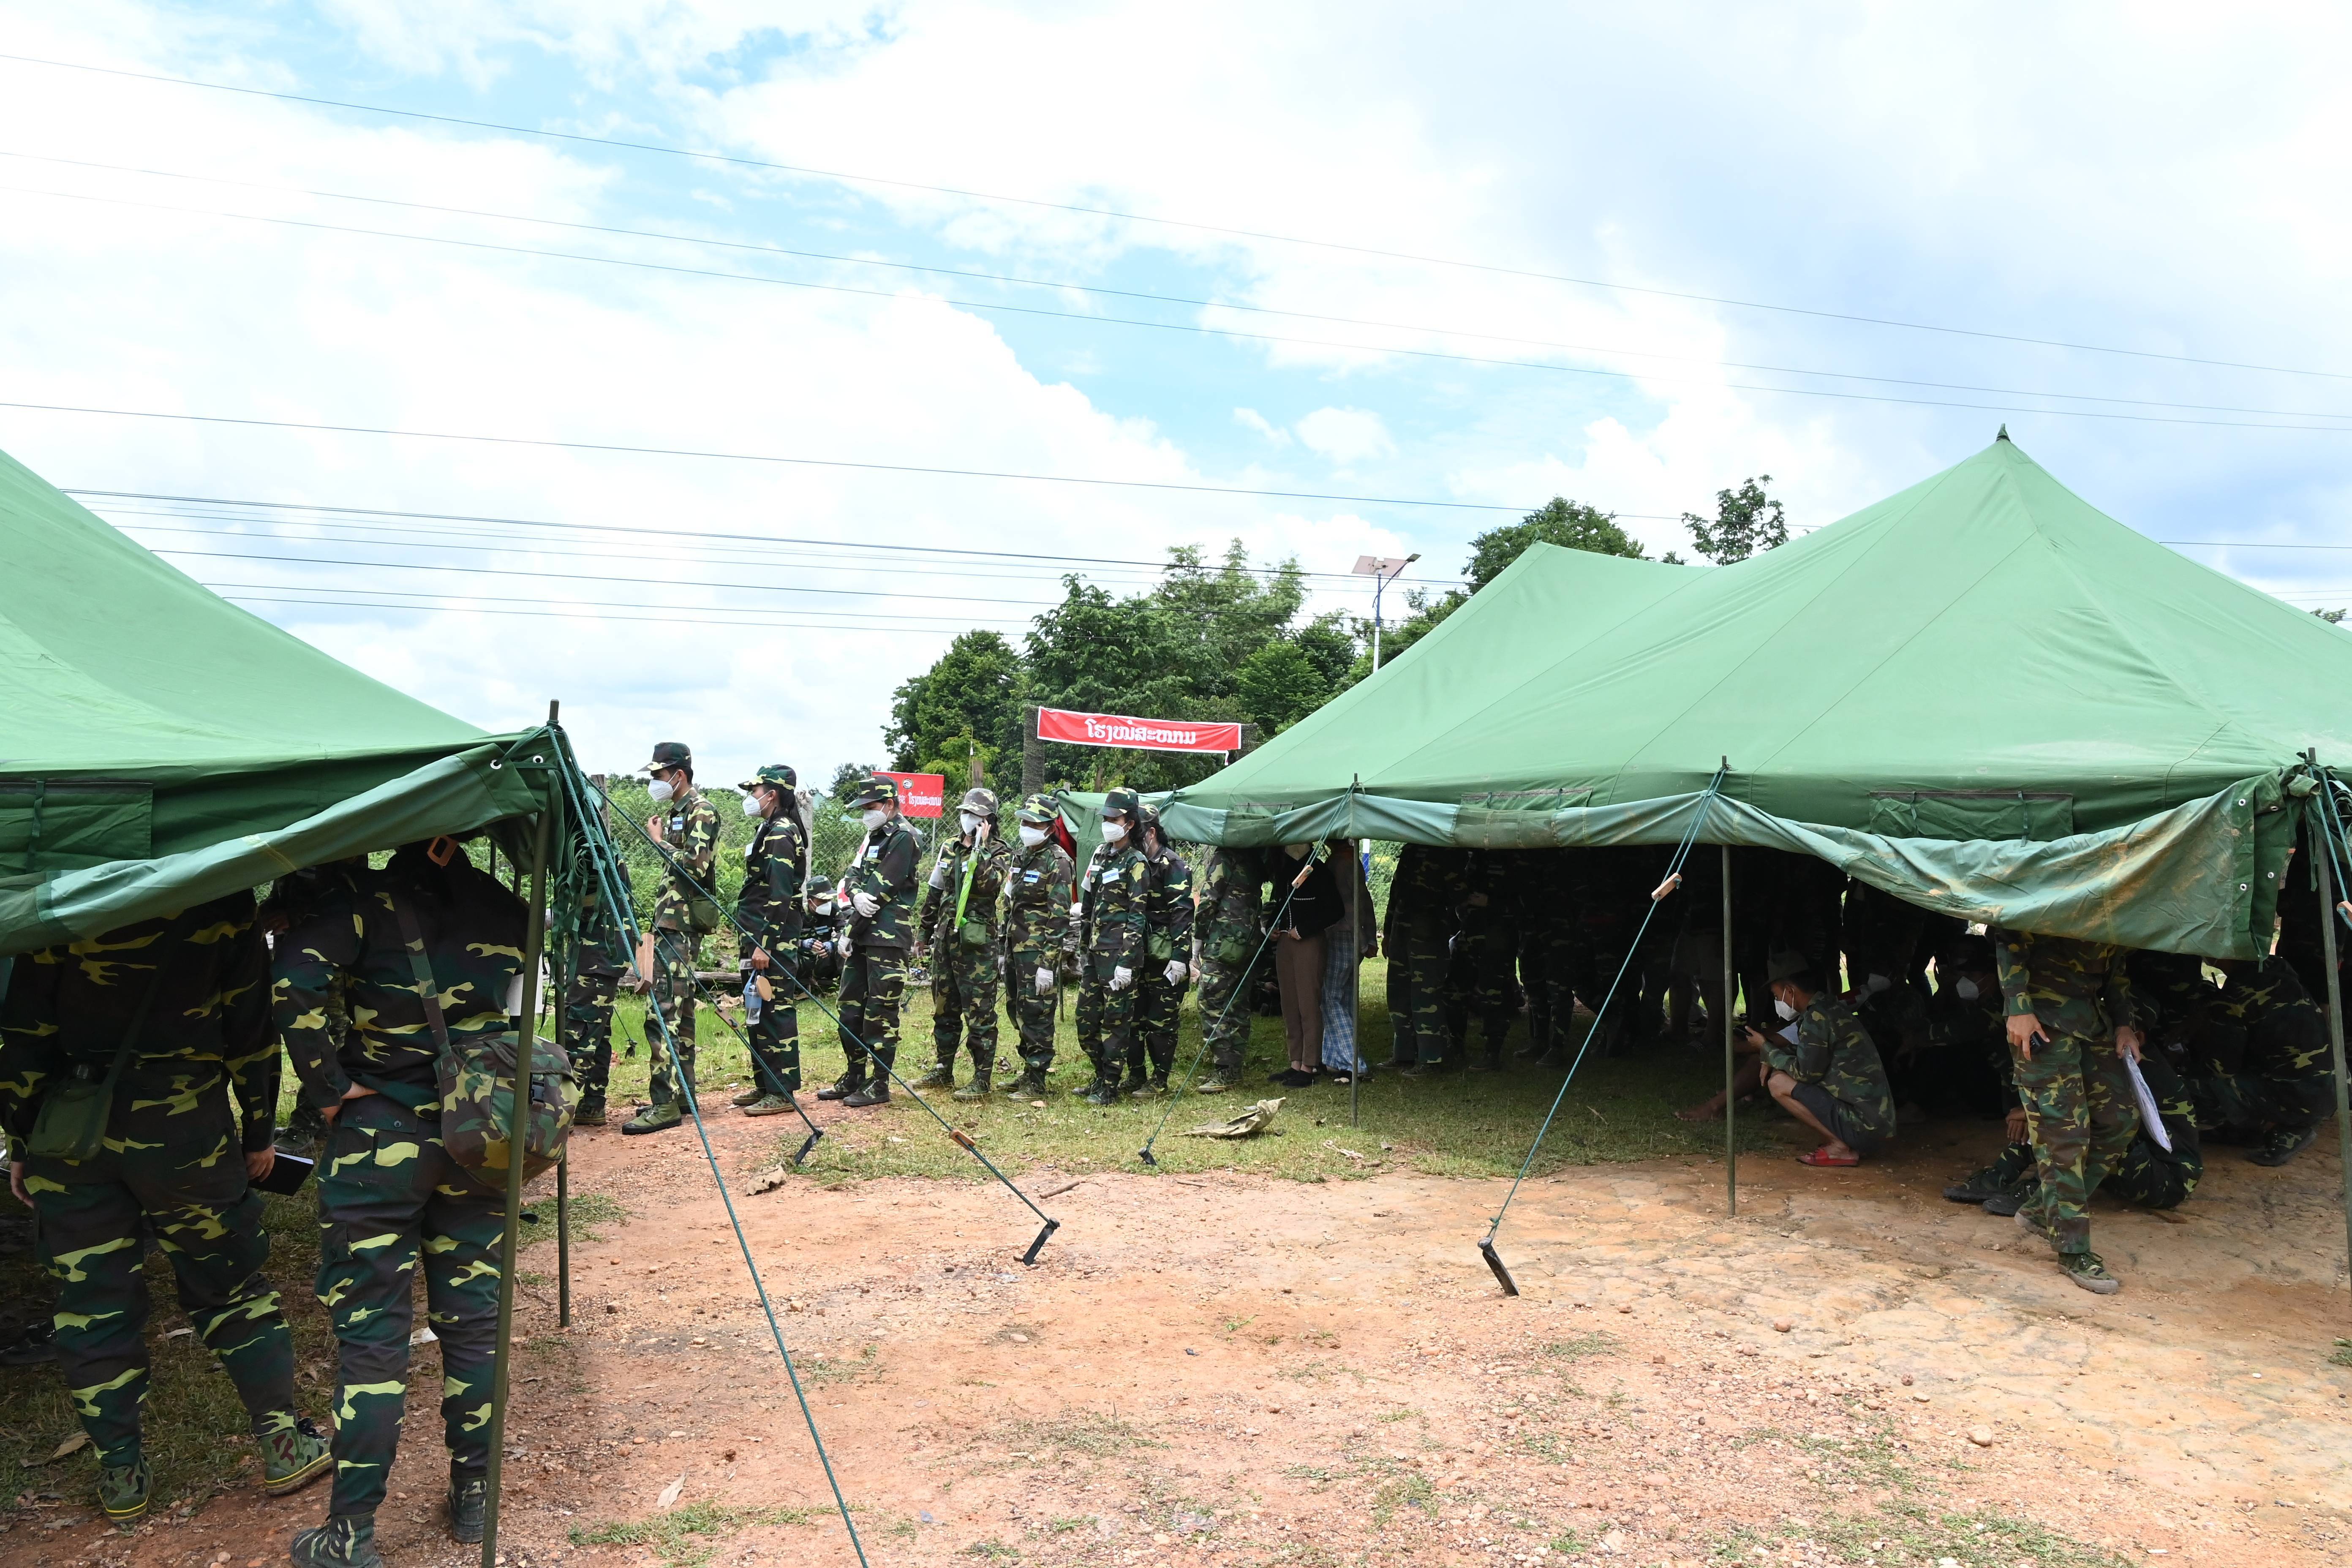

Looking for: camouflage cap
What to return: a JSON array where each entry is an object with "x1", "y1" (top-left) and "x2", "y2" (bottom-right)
[
  {"x1": 640, "y1": 741, "x2": 692, "y2": 773},
  {"x1": 844, "y1": 774, "x2": 898, "y2": 809},
  {"x1": 1100, "y1": 787, "x2": 1141, "y2": 819},
  {"x1": 958, "y1": 786, "x2": 999, "y2": 818},
  {"x1": 739, "y1": 763, "x2": 798, "y2": 790},
  {"x1": 1765, "y1": 948, "x2": 1812, "y2": 984},
  {"x1": 1015, "y1": 792, "x2": 1061, "y2": 824}
]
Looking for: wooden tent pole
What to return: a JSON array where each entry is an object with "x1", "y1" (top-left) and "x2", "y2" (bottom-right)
[
  {"x1": 482, "y1": 703, "x2": 558, "y2": 1566},
  {"x1": 1723, "y1": 844, "x2": 1736, "y2": 1216},
  {"x1": 2315, "y1": 819, "x2": 2352, "y2": 1307}
]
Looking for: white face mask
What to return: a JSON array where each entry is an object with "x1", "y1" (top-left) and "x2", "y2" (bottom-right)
[
  {"x1": 960, "y1": 811, "x2": 983, "y2": 836},
  {"x1": 740, "y1": 792, "x2": 766, "y2": 818},
  {"x1": 647, "y1": 778, "x2": 675, "y2": 804},
  {"x1": 1019, "y1": 824, "x2": 1048, "y2": 848},
  {"x1": 1773, "y1": 998, "x2": 1798, "y2": 1021},
  {"x1": 1954, "y1": 977, "x2": 1980, "y2": 1001},
  {"x1": 1101, "y1": 819, "x2": 1128, "y2": 843},
  {"x1": 862, "y1": 807, "x2": 888, "y2": 830},
  {"x1": 1865, "y1": 973, "x2": 1892, "y2": 994}
]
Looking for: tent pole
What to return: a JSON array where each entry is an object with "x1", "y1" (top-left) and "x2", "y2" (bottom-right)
[
  {"x1": 1350, "y1": 776, "x2": 1361, "y2": 1130},
  {"x1": 2316, "y1": 820, "x2": 2352, "y2": 1304},
  {"x1": 1722, "y1": 843, "x2": 1735, "y2": 1217},
  {"x1": 482, "y1": 707, "x2": 557, "y2": 1567},
  {"x1": 555, "y1": 912, "x2": 574, "y2": 1328}
]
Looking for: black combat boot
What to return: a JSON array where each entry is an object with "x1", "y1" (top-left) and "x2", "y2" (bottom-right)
[
  {"x1": 291, "y1": 1514, "x2": 384, "y2": 1568},
  {"x1": 817, "y1": 1064, "x2": 867, "y2": 1101},
  {"x1": 447, "y1": 1471, "x2": 487, "y2": 1543},
  {"x1": 909, "y1": 1062, "x2": 956, "y2": 1092}
]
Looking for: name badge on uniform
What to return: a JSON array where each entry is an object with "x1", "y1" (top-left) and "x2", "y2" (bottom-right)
[
  {"x1": 1103, "y1": 870, "x2": 1122, "y2": 883},
  {"x1": 1023, "y1": 871, "x2": 1040, "y2": 883},
  {"x1": 669, "y1": 815, "x2": 685, "y2": 833}
]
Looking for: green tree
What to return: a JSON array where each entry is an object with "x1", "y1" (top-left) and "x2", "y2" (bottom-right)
[
  {"x1": 883, "y1": 629, "x2": 1024, "y2": 785},
  {"x1": 1682, "y1": 476, "x2": 1789, "y2": 564},
  {"x1": 1464, "y1": 498, "x2": 1645, "y2": 590},
  {"x1": 1237, "y1": 639, "x2": 1331, "y2": 734},
  {"x1": 828, "y1": 761, "x2": 877, "y2": 800}
]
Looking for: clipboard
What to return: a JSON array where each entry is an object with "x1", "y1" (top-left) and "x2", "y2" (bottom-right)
[{"x1": 2122, "y1": 1054, "x2": 2172, "y2": 1152}]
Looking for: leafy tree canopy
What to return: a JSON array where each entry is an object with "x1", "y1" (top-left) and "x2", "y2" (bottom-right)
[
  {"x1": 1682, "y1": 475, "x2": 1789, "y2": 564},
  {"x1": 884, "y1": 629, "x2": 1024, "y2": 782}
]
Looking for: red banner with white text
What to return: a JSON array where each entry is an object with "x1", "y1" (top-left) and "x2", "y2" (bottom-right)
[
  {"x1": 876, "y1": 770, "x2": 947, "y2": 817},
  {"x1": 1037, "y1": 707, "x2": 1244, "y2": 754}
]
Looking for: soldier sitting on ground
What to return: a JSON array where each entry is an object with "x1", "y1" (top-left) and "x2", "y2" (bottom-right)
[
  {"x1": 1731, "y1": 950, "x2": 1897, "y2": 1166},
  {"x1": 2185, "y1": 955, "x2": 2336, "y2": 1167}
]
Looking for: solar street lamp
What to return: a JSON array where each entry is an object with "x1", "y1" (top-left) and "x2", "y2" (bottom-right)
[{"x1": 1353, "y1": 553, "x2": 1419, "y2": 671}]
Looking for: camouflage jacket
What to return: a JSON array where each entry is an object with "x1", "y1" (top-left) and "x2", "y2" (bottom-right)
[
  {"x1": 1991, "y1": 928, "x2": 2132, "y2": 1041},
  {"x1": 2215, "y1": 959, "x2": 2328, "y2": 1081},
  {"x1": 736, "y1": 811, "x2": 808, "y2": 941},
  {"x1": 1457, "y1": 850, "x2": 1514, "y2": 934},
  {"x1": 1385, "y1": 844, "x2": 1467, "y2": 937},
  {"x1": 842, "y1": 819, "x2": 921, "y2": 951},
  {"x1": 1197, "y1": 848, "x2": 1263, "y2": 966},
  {"x1": 273, "y1": 856, "x2": 528, "y2": 1114},
  {"x1": 651, "y1": 786, "x2": 723, "y2": 932},
  {"x1": 1070, "y1": 842, "x2": 1148, "y2": 973},
  {"x1": 1001, "y1": 838, "x2": 1073, "y2": 964},
  {"x1": 0, "y1": 893, "x2": 276, "y2": 1152},
  {"x1": 918, "y1": 830, "x2": 1014, "y2": 952},
  {"x1": 1140, "y1": 843, "x2": 1195, "y2": 964},
  {"x1": 1763, "y1": 994, "x2": 1896, "y2": 1142}
]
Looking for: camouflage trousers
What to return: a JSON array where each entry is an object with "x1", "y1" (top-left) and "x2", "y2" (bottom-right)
[
  {"x1": 2186, "y1": 1059, "x2": 2335, "y2": 1135},
  {"x1": 1003, "y1": 947, "x2": 1059, "y2": 1075},
  {"x1": 743, "y1": 919, "x2": 801, "y2": 1095},
  {"x1": 314, "y1": 1095, "x2": 501, "y2": 1516},
  {"x1": 2012, "y1": 1031, "x2": 2137, "y2": 1253},
  {"x1": 646, "y1": 925, "x2": 701, "y2": 1108},
  {"x1": 1979, "y1": 1135, "x2": 2200, "y2": 1211},
  {"x1": 1384, "y1": 922, "x2": 1450, "y2": 1065},
  {"x1": 564, "y1": 950, "x2": 621, "y2": 1102},
  {"x1": 1196, "y1": 945, "x2": 1258, "y2": 1075},
  {"x1": 1445, "y1": 917, "x2": 1519, "y2": 1049},
  {"x1": 1073, "y1": 954, "x2": 1138, "y2": 1083},
  {"x1": 930, "y1": 939, "x2": 1002, "y2": 1073},
  {"x1": 838, "y1": 947, "x2": 909, "y2": 1081},
  {"x1": 28, "y1": 1087, "x2": 297, "y2": 1466},
  {"x1": 1131, "y1": 966, "x2": 1187, "y2": 1080}
]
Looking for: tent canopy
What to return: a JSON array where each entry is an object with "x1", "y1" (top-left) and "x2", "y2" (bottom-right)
[
  {"x1": 1, "y1": 446, "x2": 539, "y2": 953},
  {"x1": 1162, "y1": 436, "x2": 2349, "y2": 956}
]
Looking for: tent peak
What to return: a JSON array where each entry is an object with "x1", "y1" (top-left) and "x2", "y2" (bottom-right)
[{"x1": 1996, "y1": 424, "x2": 2010, "y2": 441}]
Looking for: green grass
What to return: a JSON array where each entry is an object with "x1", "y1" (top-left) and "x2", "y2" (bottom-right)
[
  {"x1": 1712, "y1": 1503, "x2": 2131, "y2": 1567},
  {"x1": 2331, "y1": 1338, "x2": 2352, "y2": 1369},
  {"x1": 519, "y1": 1188, "x2": 629, "y2": 1246},
  {"x1": 588, "y1": 957, "x2": 1787, "y2": 1185},
  {"x1": 1543, "y1": 1331, "x2": 1621, "y2": 1361},
  {"x1": 992, "y1": 1410, "x2": 1166, "y2": 1459},
  {"x1": 569, "y1": 1500, "x2": 818, "y2": 1567}
]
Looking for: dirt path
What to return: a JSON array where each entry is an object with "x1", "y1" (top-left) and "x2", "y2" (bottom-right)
[{"x1": 18, "y1": 1105, "x2": 2351, "y2": 1568}]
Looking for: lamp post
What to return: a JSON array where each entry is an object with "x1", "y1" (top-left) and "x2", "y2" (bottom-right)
[{"x1": 1352, "y1": 553, "x2": 1419, "y2": 671}]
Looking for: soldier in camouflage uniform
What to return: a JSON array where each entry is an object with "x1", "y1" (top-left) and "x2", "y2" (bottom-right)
[
  {"x1": 1387, "y1": 844, "x2": 1466, "y2": 1075},
  {"x1": 275, "y1": 840, "x2": 527, "y2": 1561},
  {"x1": 1125, "y1": 807, "x2": 1195, "y2": 1094},
  {"x1": 0, "y1": 893, "x2": 331, "y2": 1527},
  {"x1": 1744, "y1": 949, "x2": 1896, "y2": 1163},
  {"x1": 1991, "y1": 926, "x2": 2141, "y2": 1295},
  {"x1": 563, "y1": 874, "x2": 628, "y2": 1126},
  {"x1": 1000, "y1": 794, "x2": 1074, "y2": 1097},
  {"x1": 1957, "y1": 1047, "x2": 2204, "y2": 1217},
  {"x1": 798, "y1": 877, "x2": 843, "y2": 993},
  {"x1": 913, "y1": 787, "x2": 1014, "y2": 1100},
  {"x1": 1070, "y1": 788, "x2": 1149, "y2": 1105},
  {"x1": 818, "y1": 776, "x2": 920, "y2": 1108},
  {"x1": 731, "y1": 764, "x2": 808, "y2": 1115},
  {"x1": 2184, "y1": 956, "x2": 2335, "y2": 1166},
  {"x1": 625, "y1": 741, "x2": 723, "y2": 1136},
  {"x1": 1192, "y1": 844, "x2": 1264, "y2": 1094}
]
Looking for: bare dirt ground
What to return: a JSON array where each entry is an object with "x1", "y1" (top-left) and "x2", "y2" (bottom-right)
[{"x1": 16, "y1": 1103, "x2": 2351, "y2": 1568}]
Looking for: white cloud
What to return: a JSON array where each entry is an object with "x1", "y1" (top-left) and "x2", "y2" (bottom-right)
[
  {"x1": 1232, "y1": 407, "x2": 1290, "y2": 445},
  {"x1": 1294, "y1": 407, "x2": 1394, "y2": 468}
]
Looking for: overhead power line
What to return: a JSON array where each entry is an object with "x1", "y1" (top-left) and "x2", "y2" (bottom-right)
[
  {"x1": 2, "y1": 49, "x2": 2340, "y2": 384},
  {"x1": 11, "y1": 154, "x2": 2349, "y2": 425},
  {"x1": 69, "y1": 489, "x2": 1489, "y2": 581},
  {"x1": 6, "y1": 403, "x2": 1537, "y2": 511},
  {"x1": 215, "y1": 590, "x2": 1004, "y2": 634}
]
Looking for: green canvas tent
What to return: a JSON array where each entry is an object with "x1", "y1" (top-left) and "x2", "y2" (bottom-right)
[
  {"x1": 0, "y1": 445, "x2": 545, "y2": 953},
  {"x1": 1162, "y1": 435, "x2": 2352, "y2": 958}
]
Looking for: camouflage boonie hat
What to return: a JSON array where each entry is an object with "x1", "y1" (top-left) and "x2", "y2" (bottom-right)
[
  {"x1": 844, "y1": 775, "x2": 898, "y2": 809},
  {"x1": 1100, "y1": 787, "x2": 1141, "y2": 819},
  {"x1": 740, "y1": 763, "x2": 797, "y2": 790},
  {"x1": 958, "y1": 786, "x2": 999, "y2": 818},
  {"x1": 640, "y1": 741, "x2": 692, "y2": 773},
  {"x1": 1766, "y1": 949, "x2": 1811, "y2": 984},
  {"x1": 1015, "y1": 792, "x2": 1060, "y2": 824}
]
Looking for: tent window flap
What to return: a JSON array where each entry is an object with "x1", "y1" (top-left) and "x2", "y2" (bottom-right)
[
  {"x1": 0, "y1": 780, "x2": 155, "y2": 871},
  {"x1": 1867, "y1": 790, "x2": 2074, "y2": 842}
]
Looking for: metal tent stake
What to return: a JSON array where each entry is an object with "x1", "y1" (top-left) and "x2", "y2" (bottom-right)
[{"x1": 1478, "y1": 1238, "x2": 1519, "y2": 1296}]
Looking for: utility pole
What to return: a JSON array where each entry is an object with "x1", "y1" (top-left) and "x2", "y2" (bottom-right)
[{"x1": 1352, "y1": 553, "x2": 1419, "y2": 671}]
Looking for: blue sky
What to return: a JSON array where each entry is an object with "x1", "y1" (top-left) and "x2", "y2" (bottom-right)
[{"x1": 2, "y1": 2, "x2": 2347, "y2": 787}]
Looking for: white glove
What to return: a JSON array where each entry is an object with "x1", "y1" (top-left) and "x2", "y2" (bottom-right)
[
  {"x1": 1163, "y1": 958, "x2": 1188, "y2": 987},
  {"x1": 835, "y1": 933, "x2": 851, "y2": 958},
  {"x1": 1034, "y1": 965, "x2": 1056, "y2": 996},
  {"x1": 1110, "y1": 965, "x2": 1132, "y2": 991},
  {"x1": 927, "y1": 863, "x2": 947, "y2": 889},
  {"x1": 852, "y1": 891, "x2": 880, "y2": 918}
]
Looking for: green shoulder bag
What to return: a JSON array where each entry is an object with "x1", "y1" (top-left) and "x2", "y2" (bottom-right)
[{"x1": 26, "y1": 966, "x2": 168, "y2": 1162}]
